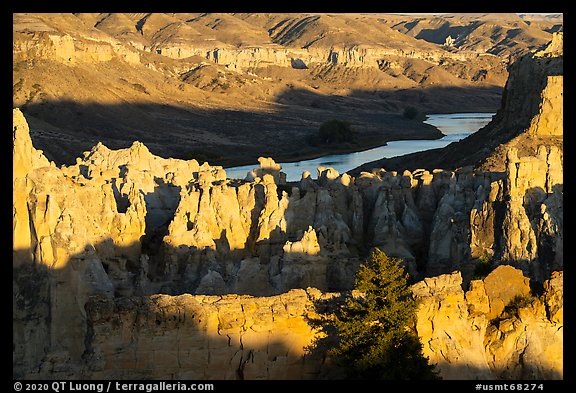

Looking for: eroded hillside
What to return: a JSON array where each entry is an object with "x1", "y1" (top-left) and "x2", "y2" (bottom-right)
[
  {"x1": 352, "y1": 32, "x2": 563, "y2": 173},
  {"x1": 12, "y1": 14, "x2": 562, "y2": 381},
  {"x1": 13, "y1": 12, "x2": 555, "y2": 167}
]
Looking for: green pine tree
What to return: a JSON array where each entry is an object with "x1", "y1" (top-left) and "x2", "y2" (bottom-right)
[{"x1": 329, "y1": 248, "x2": 438, "y2": 379}]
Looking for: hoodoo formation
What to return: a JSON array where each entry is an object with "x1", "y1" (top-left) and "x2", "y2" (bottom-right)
[{"x1": 13, "y1": 13, "x2": 562, "y2": 381}]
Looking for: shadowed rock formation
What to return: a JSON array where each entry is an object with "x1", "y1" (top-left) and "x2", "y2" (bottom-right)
[
  {"x1": 13, "y1": 105, "x2": 562, "y2": 379},
  {"x1": 351, "y1": 32, "x2": 563, "y2": 174},
  {"x1": 13, "y1": 29, "x2": 562, "y2": 381}
]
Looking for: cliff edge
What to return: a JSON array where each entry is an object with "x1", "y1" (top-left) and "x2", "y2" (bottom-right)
[{"x1": 351, "y1": 32, "x2": 563, "y2": 174}]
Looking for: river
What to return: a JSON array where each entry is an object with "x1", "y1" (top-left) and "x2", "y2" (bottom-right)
[{"x1": 225, "y1": 113, "x2": 495, "y2": 182}]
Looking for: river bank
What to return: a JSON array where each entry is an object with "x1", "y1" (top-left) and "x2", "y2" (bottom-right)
[{"x1": 226, "y1": 113, "x2": 495, "y2": 181}]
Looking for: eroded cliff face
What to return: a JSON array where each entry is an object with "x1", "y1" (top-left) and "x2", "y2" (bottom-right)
[
  {"x1": 13, "y1": 34, "x2": 562, "y2": 380},
  {"x1": 13, "y1": 31, "x2": 141, "y2": 65},
  {"x1": 154, "y1": 42, "x2": 501, "y2": 74},
  {"x1": 496, "y1": 33, "x2": 563, "y2": 136},
  {"x1": 82, "y1": 288, "x2": 325, "y2": 380},
  {"x1": 412, "y1": 267, "x2": 562, "y2": 380},
  {"x1": 18, "y1": 267, "x2": 561, "y2": 380},
  {"x1": 13, "y1": 109, "x2": 146, "y2": 377},
  {"x1": 13, "y1": 107, "x2": 562, "y2": 379},
  {"x1": 12, "y1": 13, "x2": 507, "y2": 87}
]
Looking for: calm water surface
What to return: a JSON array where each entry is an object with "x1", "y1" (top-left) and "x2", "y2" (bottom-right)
[{"x1": 225, "y1": 113, "x2": 495, "y2": 182}]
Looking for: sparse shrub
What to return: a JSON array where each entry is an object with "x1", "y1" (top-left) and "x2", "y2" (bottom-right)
[
  {"x1": 403, "y1": 106, "x2": 428, "y2": 122},
  {"x1": 490, "y1": 294, "x2": 536, "y2": 326},
  {"x1": 472, "y1": 255, "x2": 495, "y2": 280},
  {"x1": 505, "y1": 294, "x2": 534, "y2": 313},
  {"x1": 13, "y1": 78, "x2": 24, "y2": 92},
  {"x1": 27, "y1": 83, "x2": 43, "y2": 103},
  {"x1": 317, "y1": 119, "x2": 355, "y2": 145},
  {"x1": 132, "y1": 83, "x2": 149, "y2": 94}
]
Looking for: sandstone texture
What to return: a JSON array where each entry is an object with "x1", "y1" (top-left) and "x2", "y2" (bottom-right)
[
  {"x1": 83, "y1": 289, "x2": 322, "y2": 380},
  {"x1": 13, "y1": 106, "x2": 563, "y2": 379},
  {"x1": 13, "y1": 30, "x2": 562, "y2": 381},
  {"x1": 413, "y1": 267, "x2": 562, "y2": 380},
  {"x1": 354, "y1": 32, "x2": 563, "y2": 174}
]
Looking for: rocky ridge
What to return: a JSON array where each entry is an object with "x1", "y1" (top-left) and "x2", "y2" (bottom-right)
[
  {"x1": 13, "y1": 13, "x2": 512, "y2": 79},
  {"x1": 13, "y1": 13, "x2": 516, "y2": 168},
  {"x1": 13, "y1": 103, "x2": 562, "y2": 378},
  {"x1": 412, "y1": 267, "x2": 562, "y2": 379},
  {"x1": 354, "y1": 32, "x2": 563, "y2": 174},
  {"x1": 13, "y1": 23, "x2": 562, "y2": 381}
]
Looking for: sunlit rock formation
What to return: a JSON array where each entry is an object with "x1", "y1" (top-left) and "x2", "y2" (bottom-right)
[
  {"x1": 83, "y1": 288, "x2": 325, "y2": 379},
  {"x1": 413, "y1": 267, "x2": 562, "y2": 380},
  {"x1": 13, "y1": 33, "x2": 562, "y2": 380},
  {"x1": 13, "y1": 30, "x2": 140, "y2": 65},
  {"x1": 13, "y1": 107, "x2": 563, "y2": 379}
]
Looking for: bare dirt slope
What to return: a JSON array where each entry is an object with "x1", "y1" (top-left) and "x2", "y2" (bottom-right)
[
  {"x1": 13, "y1": 13, "x2": 559, "y2": 167},
  {"x1": 382, "y1": 13, "x2": 561, "y2": 60},
  {"x1": 350, "y1": 32, "x2": 563, "y2": 175}
]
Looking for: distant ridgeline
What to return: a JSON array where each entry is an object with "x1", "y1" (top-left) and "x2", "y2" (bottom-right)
[
  {"x1": 15, "y1": 13, "x2": 561, "y2": 167},
  {"x1": 13, "y1": 27, "x2": 562, "y2": 379},
  {"x1": 351, "y1": 32, "x2": 563, "y2": 173}
]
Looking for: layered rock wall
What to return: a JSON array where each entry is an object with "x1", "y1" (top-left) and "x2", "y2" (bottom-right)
[
  {"x1": 28, "y1": 267, "x2": 559, "y2": 380},
  {"x1": 412, "y1": 267, "x2": 563, "y2": 380},
  {"x1": 13, "y1": 31, "x2": 141, "y2": 65},
  {"x1": 153, "y1": 41, "x2": 499, "y2": 71},
  {"x1": 13, "y1": 23, "x2": 502, "y2": 76},
  {"x1": 82, "y1": 289, "x2": 323, "y2": 380}
]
